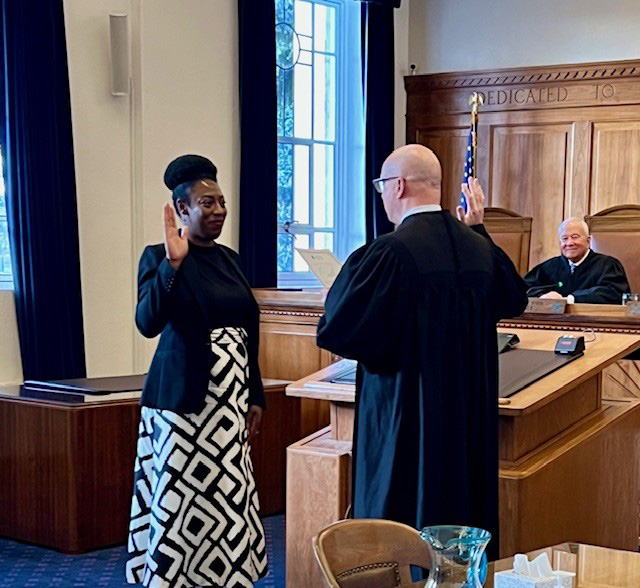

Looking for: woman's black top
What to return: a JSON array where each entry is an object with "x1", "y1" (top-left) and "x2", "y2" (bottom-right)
[
  {"x1": 135, "y1": 242, "x2": 265, "y2": 413},
  {"x1": 188, "y1": 243, "x2": 256, "y2": 329}
]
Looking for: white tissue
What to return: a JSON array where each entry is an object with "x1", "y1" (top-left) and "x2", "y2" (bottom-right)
[
  {"x1": 513, "y1": 554, "x2": 531, "y2": 576},
  {"x1": 530, "y1": 553, "x2": 554, "y2": 577},
  {"x1": 494, "y1": 552, "x2": 575, "y2": 588}
]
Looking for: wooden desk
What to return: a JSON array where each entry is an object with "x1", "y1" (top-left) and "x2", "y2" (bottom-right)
[
  {"x1": 254, "y1": 288, "x2": 332, "y2": 438},
  {"x1": 0, "y1": 379, "x2": 292, "y2": 552},
  {"x1": 488, "y1": 542, "x2": 640, "y2": 587},
  {"x1": 501, "y1": 303, "x2": 640, "y2": 403},
  {"x1": 0, "y1": 388, "x2": 140, "y2": 553},
  {"x1": 285, "y1": 329, "x2": 640, "y2": 588}
]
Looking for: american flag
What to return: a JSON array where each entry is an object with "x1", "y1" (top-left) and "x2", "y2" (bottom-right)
[{"x1": 459, "y1": 121, "x2": 476, "y2": 213}]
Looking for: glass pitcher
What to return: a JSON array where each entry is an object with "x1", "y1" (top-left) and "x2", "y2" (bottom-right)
[{"x1": 420, "y1": 525, "x2": 491, "y2": 588}]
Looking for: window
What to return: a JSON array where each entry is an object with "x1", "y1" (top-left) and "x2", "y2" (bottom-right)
[
  {"x1": 0, "y1": 148, "x2": 12, "y2": 290},
  {"x1": 276, "y1": 0, "x2": 364, "y2": 286}
]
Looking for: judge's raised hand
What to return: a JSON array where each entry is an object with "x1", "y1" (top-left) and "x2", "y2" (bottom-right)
[
  {"x1": 457, "y1": 177, "x2": 485, "y2": 226},
  {"x1": 163, "y1": 203, "x2": 189, "y2": 270}
]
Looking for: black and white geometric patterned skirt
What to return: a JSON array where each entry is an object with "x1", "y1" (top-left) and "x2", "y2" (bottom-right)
[{"x1": 126, "y1": 327, "x2": 267, "y2": 587}]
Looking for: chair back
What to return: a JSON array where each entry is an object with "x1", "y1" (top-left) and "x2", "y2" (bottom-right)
[
  {"x1": 483, "y1": 207, "x2": 533, "y2": 275},
  {"x1": 313, "y1": 518, "x2": 431, "y2": 588},
  {"x1": 585, "y1": 205, "x2": 640, "y2": 293}
]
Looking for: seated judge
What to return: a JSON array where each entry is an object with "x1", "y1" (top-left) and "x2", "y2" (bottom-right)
[{"x1": 524, "y1": 217, "x2": 630, "y2": 304}]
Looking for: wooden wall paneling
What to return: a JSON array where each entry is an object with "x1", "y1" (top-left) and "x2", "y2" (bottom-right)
[
  {"x1": 591, "y1": 121, "x2": 640, "y2": 212},
  {"x1": 489, "y1": 123, "x2": 574, "y2": 267},
  {"x1": 415, "y1": 126, "x2": 469, "y2": 211},
  {"x1": 406, "y1": 59, "x2": 640, "y2": 272},
  {"x1": 566, "y1": 120, "x2": 592, "y2": 220}
]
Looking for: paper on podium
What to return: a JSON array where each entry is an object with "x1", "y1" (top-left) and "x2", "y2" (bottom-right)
[{"x1": 295, "y1": 248, "x2": 342, "y2": 288}]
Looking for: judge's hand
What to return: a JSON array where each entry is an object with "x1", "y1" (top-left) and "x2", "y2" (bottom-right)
[
  {"x1": 163, "y1": 203, "x2": 189, "y2": 270},
  {"x1": 457, "y1": 177, "x2": 485, "y2": 226},
  {"x1": 246, "y1": 405, "x2": 262, "y2": 441},
  {"x1": 540, "y1": 291, "x2": 564, "y2": 300}
]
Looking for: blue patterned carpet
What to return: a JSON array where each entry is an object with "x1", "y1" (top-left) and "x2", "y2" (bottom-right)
[{"x1": 0, "y1": 515, "x2": 285, "y2": 587}]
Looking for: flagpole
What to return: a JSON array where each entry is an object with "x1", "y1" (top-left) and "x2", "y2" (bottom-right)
[{"x1": 469, "y1": 92, "x2": 483, "y2": 178}]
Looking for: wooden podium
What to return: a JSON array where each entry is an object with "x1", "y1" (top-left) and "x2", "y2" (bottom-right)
[{"x1": 285, "y1": 328, "x2": 640, "y2": 588}]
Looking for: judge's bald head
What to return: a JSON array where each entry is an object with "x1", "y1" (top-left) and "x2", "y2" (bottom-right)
[{"x1": 378, "y1": 144, "x2": 442, "y2": 225}]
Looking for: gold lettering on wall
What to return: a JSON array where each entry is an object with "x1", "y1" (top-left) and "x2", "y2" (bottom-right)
[
  {"x1": 595, "y1": 83, "x2": 616, "y2": 99},
  {"x1": 478, "y1": 87, "x2": 570, "y2": 106}
]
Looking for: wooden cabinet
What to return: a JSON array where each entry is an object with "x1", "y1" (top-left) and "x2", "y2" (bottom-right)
[
  {"x1": 406, "y1": 59, "x2": 640, "y2": 270},
  {"x1": 254, "y1": 288, "x2": 333, "y2": 437}
]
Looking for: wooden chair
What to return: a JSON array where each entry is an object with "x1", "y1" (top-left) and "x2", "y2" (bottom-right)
[
  {"x1": 312, "y1": 519, "x2": 431, "y2": 588},
  {"x1": 585, "y1": 205, "x2": 640, "y2": 294},
  {"x1": 483, "y1": 207, "x2": 533, "y2": 275}
]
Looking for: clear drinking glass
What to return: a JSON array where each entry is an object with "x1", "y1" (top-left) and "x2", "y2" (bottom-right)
[{"x1": 420, "y1": 525, "x2": 491, "y2": 588}]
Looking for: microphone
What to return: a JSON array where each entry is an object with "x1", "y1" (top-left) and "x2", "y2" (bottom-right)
[{"x1": 526, "y1": 281, "x2": 563, "y2": 296}]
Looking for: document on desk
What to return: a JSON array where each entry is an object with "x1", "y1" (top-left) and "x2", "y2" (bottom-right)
[{"x1": 295, "y1": 248, "x2": 342, "y2": 288}]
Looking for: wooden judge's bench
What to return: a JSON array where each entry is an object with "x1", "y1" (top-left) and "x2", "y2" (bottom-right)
[{"x1": 253, "y1": 290, "x2": 640, "y2": 588}]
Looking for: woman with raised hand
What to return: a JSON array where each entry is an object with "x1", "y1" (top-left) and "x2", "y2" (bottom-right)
[{"x1": 126, "y1": 154, "x2": 267, "y2": 588}]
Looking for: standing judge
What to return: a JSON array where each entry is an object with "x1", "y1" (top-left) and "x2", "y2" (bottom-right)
[
  {"x1": 524, "y1": 218, "x2": 629, "y2": 304},
  {"x1": 126, "y1": 155, "x2": 267, "y2": 588},
  {"x1": 316, "y1": 144, "x2": 528, "y2": 559}
]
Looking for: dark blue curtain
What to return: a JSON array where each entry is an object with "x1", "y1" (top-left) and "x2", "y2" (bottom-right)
[
  {"x1": 362, "y1": 0, "x2": 401, "y2": 6},
  {"x1": 361, "y1": 1, "x2": 398, "y2": 241},
  {"x1": 1, "y1": 0, "x2": 86, "y2": 380},
  {"x1": 238, "y1": 0, "x2": 278, "y2": 287}
]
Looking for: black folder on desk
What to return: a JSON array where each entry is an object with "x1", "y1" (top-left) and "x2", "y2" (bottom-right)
[
  {"x1": 322, "y1": 350, "x2": 582, "y2": 399},
  {"x1": 23, "y1": 375, "x2": 146, "y2": 395},
  {"x1": 498, "y1": 349, "x2": 581, "y2": 398}
]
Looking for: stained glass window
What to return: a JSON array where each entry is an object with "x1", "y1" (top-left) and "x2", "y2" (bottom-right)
[{"x1": 276, "y1": 0, "x2": 361, "y2": 282}]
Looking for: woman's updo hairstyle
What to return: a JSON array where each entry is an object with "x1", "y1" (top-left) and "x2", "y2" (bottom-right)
[{"x1": 164, "y1": 154, "x2": 218, "y2": 213}]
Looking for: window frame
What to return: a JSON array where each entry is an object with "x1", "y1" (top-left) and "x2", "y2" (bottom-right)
[{"x1": 277, "y1": 0, "x2": 355, "y2": 288}]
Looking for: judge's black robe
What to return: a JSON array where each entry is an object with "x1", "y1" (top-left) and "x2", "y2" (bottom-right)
[
  {"x1": 524, "y1": 251, "x2": 630, "y2": 304},
  {"x1": 317, "y1": 211, "x2": 528, "y2": 560}
]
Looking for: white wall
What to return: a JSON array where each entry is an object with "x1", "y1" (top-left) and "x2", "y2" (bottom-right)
[
  {"x1": 63, "y1": 0, "x2": 239, "y2": 377},
  {"x1": 407, "y1": 0, "x2": 640, "y2": 75},
  {"x1": 64, "y1": 0, "x2": 135, "y2": 378}
]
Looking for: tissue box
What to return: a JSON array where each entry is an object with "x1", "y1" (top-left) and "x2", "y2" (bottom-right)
[
  {"x1": 553, "y1": 571, "x2": 574, "y2": 588},
  {"x1": 494, "y1": 570, "x2": 557, "y2": 588}
]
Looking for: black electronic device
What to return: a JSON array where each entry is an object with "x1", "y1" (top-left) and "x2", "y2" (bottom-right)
[
  {"x1": 554, "y1": 335, "x2": 585, "y2": 356},
  {"x1": 497, "y1": 332, "x2": 520, "y2": 354}
]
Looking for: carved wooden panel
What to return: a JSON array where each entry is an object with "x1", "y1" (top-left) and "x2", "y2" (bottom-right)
[
  {"x1": 490, "y1": 124, "x2": 572, "y2": 267},
  {"x1": 591, "y1": 121, "x2": 640, "y2": 212},
  {"x1": 416, "y1": 127, "x2": 468, "y2": 211},
  {"x1": 602, "y1": 359, "x2": 640, "y2": 400}
]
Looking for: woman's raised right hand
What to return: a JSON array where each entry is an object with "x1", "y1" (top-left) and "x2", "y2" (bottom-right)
[{"x1": 163, "y1": 203, "x2": 189, "y2": 270}]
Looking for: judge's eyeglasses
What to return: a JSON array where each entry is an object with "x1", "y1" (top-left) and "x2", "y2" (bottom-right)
[{"x1": 372, "y1": 176, "x2": 401, "y2": 193}]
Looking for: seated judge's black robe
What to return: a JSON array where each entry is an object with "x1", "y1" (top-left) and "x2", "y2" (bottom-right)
[
  {"x1": 317, "y1": 211, "x2": 528, "y2": 559},
  {"x1": 524, "y1": 251, "x2": 630, "y2": 304}
]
